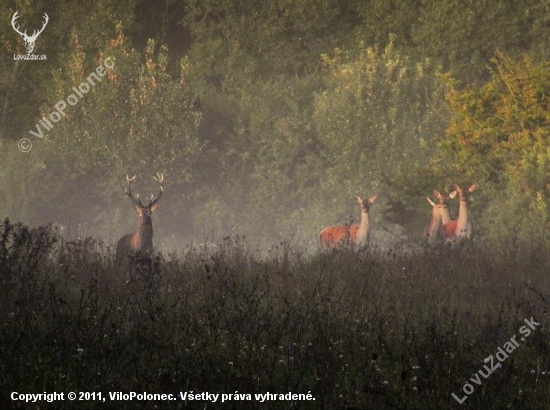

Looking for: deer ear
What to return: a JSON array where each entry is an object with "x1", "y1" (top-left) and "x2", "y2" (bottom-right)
[
  {"x1": 468, "y1": 184, "x2": 476, "y2": 192},
  {"x1": 150, "y1": 204, "x2": 159, "y2": 213},
  {"x1": 426, "y1": 197, "x2": 435, "y2": 206},
  {"x1": 133, "y1": 203, "x2": 141, "y2": 213},
  {"x1": 369, "y1": 196, "x2": 378, "y2": 204},
  {"x1": 449, "y1": 191, "x2": 457, "y2": 198},
  {"x1": 354, "y1": 195, "x2": 362, "y2": 204}
]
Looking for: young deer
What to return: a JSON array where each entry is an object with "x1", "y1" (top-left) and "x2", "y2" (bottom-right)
[
  {"x1": 441, "y1": 183, "x2": 476, "y2": 243},
  {"x1": 319, "y1": 195, "x2": 377, "y2": 253},
  {"x1": 115, "y1": 173, "x2": 163, "y2": 265},
  {"x1": 423, "y1": 190, "x2": 456, "y2": 243}
]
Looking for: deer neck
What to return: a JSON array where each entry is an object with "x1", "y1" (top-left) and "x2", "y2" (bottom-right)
[
  {"x1": 354, "y1": 209, "x2": 370, "y2": 248},
  {"x1": 427, "y1": 209, "x2": 442, "y2": 241},
  {"x1": 131, "y1": 223, "x2": 153, "y2": 253},
  {"x1": 439, "y1": 205, "x2": 451, "y2": 225},
  {"x1": 456, "y1": 198, "x2": 469, "y2": 235}
]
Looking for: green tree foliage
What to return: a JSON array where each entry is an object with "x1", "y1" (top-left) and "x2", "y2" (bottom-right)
[
  {"x1": 412, "y1": 0, "x2": 550, "y2": 84},
  {"x1": 441, "y1": 53, "x2": 550, "y2": 242},
  {"x1": 313, "y1": 40, "x2": 446, "y2": 239},
  {"x1": 3, "y1": 0, "x2": 550, "y2": 247},
  {"x1": 2, "y1": 26, "x2": 202, "y2": 239},
  {"x1": 0, "y1": 0, "x2": 138, "y2": 139}
]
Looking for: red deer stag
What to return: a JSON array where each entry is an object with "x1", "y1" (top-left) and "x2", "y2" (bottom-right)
[
  {"x1": 319, "y1": 195, "x2": 377, "y2": 253},
  {"x1": 115, "y1": 173, "x2": 163, "y2": 265},
  {"x1": 441, "y1": 183, "x2": 476, "y2": 243},
  {"x1": 423, "y1": 190, "x2": 456, "y2": 243}
]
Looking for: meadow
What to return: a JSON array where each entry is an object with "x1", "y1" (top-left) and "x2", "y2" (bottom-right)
[{"x1": 1, "y1": 218, "x2": 549, "y2": 409}]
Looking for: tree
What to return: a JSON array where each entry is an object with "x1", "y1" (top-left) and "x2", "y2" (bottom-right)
[
  {"x1": 1, "y1": 26, "x2": 202, "y2": 242},
  {"x1": 313, "y1": 39, "x2": 446, "y2": 240},
  {"x1": 440, "y1": 52, "x2": 550, "y2": 242}
]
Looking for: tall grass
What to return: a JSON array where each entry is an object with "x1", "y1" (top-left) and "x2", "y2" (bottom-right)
[{"x1": 1, "y1": 218, "x2": 549, "y2": 409}]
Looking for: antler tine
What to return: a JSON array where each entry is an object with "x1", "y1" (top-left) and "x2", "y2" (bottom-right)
[
  {"x1": 125, "y1": 174, "x2": 143, "y2": 207},
  {"x1": 153, "y1": 172, "x2": 164, "y2": 183},
  {"x1": 149, "y1": 173, "x2": 164, "y2": 206}
]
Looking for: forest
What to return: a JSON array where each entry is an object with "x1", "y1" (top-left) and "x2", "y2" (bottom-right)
[
  {"x1": 1, "y1": 1, "x2": 550, "y2": 409},
  {"x1": 2, "y1": 0, "x2": 550, "y2": 246}
]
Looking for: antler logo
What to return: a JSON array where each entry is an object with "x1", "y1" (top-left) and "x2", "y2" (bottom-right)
[{"x1": 11, "y1": 11, "x2": 49, "y2": 54}]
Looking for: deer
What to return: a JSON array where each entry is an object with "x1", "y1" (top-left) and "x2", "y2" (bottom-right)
[
  {"x1": 441, "y1": 184, "x2": 476, "y2": 243},
  {"x1": 11, "y1": 11, "x2": 49, "y2": 54},
  {"x1": 423, "y1": 190, "x2": 456, "y2": 243},
  {"x1": 115, "y1": 173, "x2": 164, "y2": 265},
  {"x1": 319, "y1": 195, "x2": 377, "y2": 253}
]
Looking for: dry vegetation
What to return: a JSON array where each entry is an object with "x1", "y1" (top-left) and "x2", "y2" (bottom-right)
[{"x1": 1, "y1": 218, "x2": 549, "y2": 409}]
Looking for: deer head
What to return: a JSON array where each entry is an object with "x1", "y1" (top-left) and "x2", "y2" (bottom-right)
[
  {"x1": 125, "y1": 173, "x2": 164, "y2": 224},
  {"x1": 12, "y1": 11, "x2": 49, "y2": 54}
]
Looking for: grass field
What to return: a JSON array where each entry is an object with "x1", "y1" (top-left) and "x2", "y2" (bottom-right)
[{"x1": 1, "y1": 219, "x2": 549, "y2": 409}]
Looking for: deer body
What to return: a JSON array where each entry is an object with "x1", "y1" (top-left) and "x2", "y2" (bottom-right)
[
  {"x1": 115, "y1": 174, "x2": 163, "y2": 265},
  {"x1": 441, "y1": 184, "x2": 475, "y2": 242},
  {"x1": 423, "y1": 191, "x2": 456, "y2": 243},
  {"x1": 320, "y1": 195, "x2": 377, "y2": 252}
]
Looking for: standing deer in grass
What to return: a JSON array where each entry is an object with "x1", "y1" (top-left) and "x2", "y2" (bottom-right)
[
  {"x1": 423, "y1": 190, "x2": 456, "y2": 243},
  {"x1": 319, "y1": 195, "x2": 377, "y2": 253},
  {"x1": 441, "y1": 184, "x2": 476, "y2": 243},
  {"x1": 115, "y1": 173, "x2": 164, "y2": 265}
]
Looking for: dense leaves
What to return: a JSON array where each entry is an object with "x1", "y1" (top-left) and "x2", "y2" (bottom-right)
[
  {"x1": 441, "y1": 53, "x2": 550, "y2": 242},
  {"x1": 2, "y1": 0, "x2": 550, "y2": 244}
]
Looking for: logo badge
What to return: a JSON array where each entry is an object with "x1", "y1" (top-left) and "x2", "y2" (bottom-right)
[{"x1": 12, "y1": 11, "x2": 48, "y2": 60}]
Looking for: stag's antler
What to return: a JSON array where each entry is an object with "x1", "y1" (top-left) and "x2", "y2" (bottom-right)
[
  {"x1": 12, "y1": 11, "x2": 49, "y2": 54},
  {"x1": 12, "y1": 11, "x2": 49, "y2": 40},
  {"x1": 11, "y1": 11, "x2": 26, "y2": 38},
  {"x1": 149, "y1": 173, "x2": 164, "y2": 207},
  {"x1": 125, "y1": 175, "x2": 144, "y2": 207}
]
